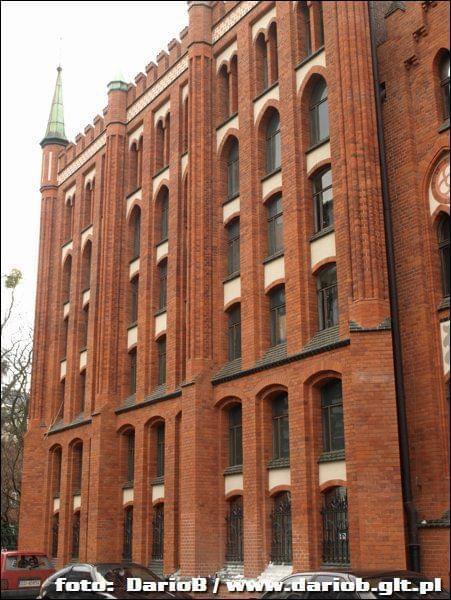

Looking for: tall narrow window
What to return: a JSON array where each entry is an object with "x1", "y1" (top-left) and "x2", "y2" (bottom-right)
[
  {"x1": 321, "y1": 380, "x2": 345, "y2": 453},
  {"x1": 218, "y1": 64, "x2": 230, "y2": 122},
  {"x1": 266, "y1": 112, "x2": 281, "y2": 175},
  {"x1": 78, "y1": 370, "x2": 86, "y2": 414},
  {"x1": 164, "y1": 114, "x2": 171, "y2": 167},
  {"x1": 183, "y1": 97, "x2": 189, "y2": 152},
  {"x1": 51, "y1": 513, "x2": 59, "y2": 558},
  {"x1": 158, "y1": 261, "x2": 167, "y2": 310},
  {"x1": 129, "y1": 349, "x2": 137, "y2": 395},
  {"x1": 269, "y1": 286, "x2": 286, "y2": 346},
  {"x1": 267, "y1": 194, "x2": 284, "y2": 256},
  {"x1": 52, "y1": 448, "x2": 62, "y2": 497},
  {"x1": 298, "y1": 1, "x2": 311, "y2": 61},
  {"x1": 130, "y1": 143, "x2": 139, "y2": 191},
  {"x1": 62, "y1": 256, "x2": 72, "y2": 304},
  {"x1": 156, "y1": 423, "x2": 165, "y2": 478},
  {"x1": 270, "y1": 491, "x2": 292, "y2": 564},
  {"x1": 151, "y1": 504, "x2": 164, "y2": 561},
  {"x1": 227, "y1": 219, "x2": 240, "y2": 275},
  {"x1": 272, "y1": 393, "x2": 289, "y2": 460},
  {"x1": 256, "y1": 33, "x2": 268, "y2": 93},
  {"x1": 317, "y1": 1, "x2": 325, "y2": 47},
  {"x1": 130, "y1": 276, "x2": 139, "y2": 324},
  {"x1": 227, "y1": 139, "x2": 239, "y2": 199},
  {"x1": 230, "y1": 55, "x2": 238, "y2": 115},
  {"x1": 226, "y1": 496, "x2": 243, "y2": 563},
  {"x1": 125, "y1": 430, "x2": 135, "y2": 484},
  {"x1": 64, "y1": 197, "x2": 73, "y2": 242},
  {"x1": 80, "y1": 306, "x2": 88, "y2": 349},
  {"x1": 439, "y1": 52, "x2": 450, "y2": 121},
  {"x1": 310, "y1": 78, "x2": 329, "y2": 146},
  {"x1": 228, "y1": 405, "x2": 242, "y2": 467},
  {"x1": 137, "y1": 137, "x2": 143, "y2": 188},
  {"x1": 317, "y1": 264, "x2": 338, "y2": 330},
  {"x1": 227, "y1": 304, "x2": 241, "y2": 361},
  {"x1": 155, "y1": 121, "x2": 164, "y2": 173},
  {"x1": 267, "y1": 22, "x2": 278, "y2": 85},
  {"x1": 438, "y1": 215, "x2": 450, "y2": 297},
  {"x1": 312, "y1": 167, "x2": 333, "y2": 232},
  {"x1": 57, "y1": 380, "x2": 65, "y2": 421},
  {"x1": 131, "y1": 208, "x2": 141, "y2": 260},
  {"x1": 83, "y1": 183, "x2": 93, "y2": 229},
  {"x1": 157, "y1": 337, "x2": 166, "y2": 385},
  {"x1": 160, "y1": 192, "x2": 169, "y2": 241},
  {"x1": 71, "y1": 511, "x2": 80, "y2": 559},
  {"x1": 123, "y1": 506, "x2": 133, "y2": 561},
  {"x1": 321, "y1": 487, "x2": 349, "y2": 565},
  {"x1": 82, "y1": 242, "x2": 92, "y2": 291}
]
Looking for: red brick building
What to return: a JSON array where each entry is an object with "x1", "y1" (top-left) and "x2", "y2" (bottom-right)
[{"x1": 19, "y1": 0, "x2": 449, "y2": 586}]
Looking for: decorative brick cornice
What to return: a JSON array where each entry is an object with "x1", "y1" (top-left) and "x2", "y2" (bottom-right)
[
  {"x1": 58, "y1": 133, "x2": 106, "y2": 185},
  {"x1": 212, "y1": 1, "x2": 259, "y2": 43}
]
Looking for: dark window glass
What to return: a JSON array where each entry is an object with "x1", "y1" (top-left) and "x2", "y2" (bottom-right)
[
  {"x1": 438, "y1": 215, "x2": 450, "y2": 297},
  {"x1": 53, "y1": 450, "x2": 62, "y2": 496},
  {"x1": 257, "y1": 34, "x2": 268, "y2": 92},
  {"x1": 129, "y1": 349, "x2": 137, "y2": 395},
  {"x1": 123, "y1": 507, "x2": 133, "y2": 560},
  {"x1": 299, "y1": 1, "x2": 311, "y2": 59},
  {"x1": 310, "y1": 78, "x2": 329, "y2": 145},
  {"x1": 270, "y1": 491, "x2": 292, "y2": 564},
  {"x1": 440, "y1": 52, "x2": 450, "y2": 121},
  {"x1": 227, "y1": 140, "x2": 239, "y2": 198},
  {"x1": 321, "y1": 380, "x2": 345, "y2": 453},
  {"x1": 151, "y1": 504, "x2": 164, "y2": 560},
  {"x1": 227, "y1": 219, "x2": 240, "y2": 275},
  {"x1": 270, "y1": 286, "x2": 286, "y2": 346},
  {"x1": 71, "y1": 512, "x2": 80, "y2": 559},
  {"x1": 228, "y1": 405, "x2": 243, "y2": 467},
  {"x1": 156, "y1": 423, "x2": 165, "y2": 478},
  {"x1": 73, "y1": 445, "x2": 83, "y2": 492},
  {"x1": 82, "y1": 243, "x2": 91, "y2": 291},
  {"x1": 226, "y1": 496, "x2": 243, "y2": 563},
  {"x1": 228, "y1": 304, "x2": 241, "y2": 361},
  {"x1": 159, "y1": 261, "x2": 168, "y2": 310},
  {"x1": 317, "y1": 1, "x2": 325, "y2": 47},
  {"x1": 158, "y1": 338, "x2": 166, "y2": 385},
  {"x1": 321, "y1": 487, "x2": 349, "y2": 565},
  {"x1": 125, "y1": 430, "x2": 135, "y2": 483},
  {"x1": 132, "y1": 210, "x2": 141, "y2": 259},
  {"x1": 272, "y1": 393, "x2": 289, "y2": 460},
  {"x1": 317, "y1": 264, "x2": 338, "y2": 330},
  {"x1": 51, "y1": 513, "x2": 59, "y2": 558},
  {"x1": 313, "y1": 168, "x2": 333, "y2": 232},
  {"x1": 130, "y1": 277, "x2": 139, "y2": 323},
  {"x1": 267, "y1": 194, "x2": 284, "y2": 256},
  {"x1": 160, "y1": 194, "x2": 169, "y2": 241},
  {"x1": 266, "y1": 113, "x2": 281, "y2": 174}
]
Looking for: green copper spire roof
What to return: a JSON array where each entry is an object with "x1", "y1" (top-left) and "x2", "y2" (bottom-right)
[
  {"x1": 108, "y1": 70, "x2": 128, "y2": 92},
  {"x1": 41, "y1": 66, "x2": 68, "y2": 147}
]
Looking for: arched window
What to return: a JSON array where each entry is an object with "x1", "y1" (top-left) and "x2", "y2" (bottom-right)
[
  {"x1": 81, "y1": 241, "x2": 92, "y2": 291},
  {"x1": 269, "y1": 286, "x2": 286, "y2": 346},
  {"x1": 267, "y1": 194, "x2": 284, "y2": 255},
  {"x1": 270, "y1": 491, "x2": 292, "y2": 564},
  {"x1": 310, "y1": 77, "x2": 329, "y2": 146},
  {"x1": 438, "y1": 214, "x2": 450, "y2": 297},
  {"x1": 230, "y1": 55, "x2": 238, "y2": 115},
  {"x1": 227, "y1": 139, "x2": 239, "y2": 199},
  {"x1": 316, "y1": 1, "x2": 325, "y2": 47},
  {"x1": 123, "y1": 429, "x2": 135, "y2": 484},
  {"x1": 267, "y1": 22, "x2": 279, "y2": 84},
  {"x1": 227, "y1": 304, "x2": 241, "y2": 361},
  {"x1": 151, "y1": 503, "x2": 164, "y2": 561},
  {"x1": 321, "y1": 380, "x2": 344, "y2": 453},
  {"x1": 51, "y1": 513, "x2": 59, "y2": 558},
  {"x1": 164, "y1": 113, "x2": 171, "y2": 167},
  {"x1": 297, "y1": 1, "x2": 311, "y2": 61},
  {"x1": 272, "y1": 393, "x2": 289, "y2": 460},
  {"x1": 266, "y1": 112, "x2": 281, "y2": 174},
  {"x1": 228, "y1": 405, "x2": 242, "y2": 467},
  {"x1": 57, "y1": 380, "x2": 65, "y2": 421},
  {"x1": 312, "y1": 167, "x2": 333, "y2": 233},
  {"x1": 256, "y1": 33, "x2": 269, "y2": 93},
  {"x1": 78, "y1": 369, "x2": 86, "y2": 414},
  {"x1": 62, "y1": 255, "x2": 72, "y2": 304},
  {"x1": 51, "y1": 447, "x2": 62, "y2": 498},
  {"x1": 71, "y1": 511, "x2": 80, "y2": 559},
  {"x1": 218, "y1": 64, "x2": 230, "y2": 123},
  {"x1": 439, "y1": 52, "x2": 450, "y2": 121},
  {"x1": 129, "y1": 349, "x2": 137, "y2": 395},
  {"x1": 129, "y1": 143, "x2": 139, "y2": 192},
  {"x1": 123, "y1": 506, "x2": 133, "y2": 560},
  {"x1": 155, "y1": 120, "x2": 165, "y2": 172},
  {"x1": 63, "y1": 196, "x2": 73, "y2": 242},
  {"x1": 226, "y1": 496, "x2": 243, "y2": 563},
  {"x1": 321, "y1": 486, "x2": 349, "y2": 565},
  {"x1": 317, "y1": 264, "x2": 338, "y2": 330},
  {"x1": 130, "y1": 276, "x2": 139, "y2": 323},
  {"x1": 156, "y1": 423, "x2": 165, "y2": 479},
  {"x1": 158, "y1": 260, "x2": 168, "y2": 310},
  {"x1": 157, "y1": 337, "x2": 166, "y2": 385},
  {"x1": 159, "y1": 191, "x2": 169, "y2": 242},
  {"x1": 130, "y1": 207, "x2": 141, "y2": 260},
  {"x1": 83, "y1": 182, "x2": 93, "y2": 229},
  {"x1": 137, "y1": 137, "x2": 143, "y2": 188},
  {"x1": 227, "y1": 218, "x2": 240, "y2": 276},
  {"x1": 182, "y1": 97, "x2": 189, "y2": 153}
]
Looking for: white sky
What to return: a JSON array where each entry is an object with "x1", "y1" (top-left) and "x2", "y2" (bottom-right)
[{"x1": 1, "y1": 0, "x2": 188, "y2": 341}]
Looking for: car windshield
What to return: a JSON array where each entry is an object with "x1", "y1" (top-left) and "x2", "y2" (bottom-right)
[
  {"x1": 96, "y1": 565, "x2": 159, "y2": 591},
  {"x1": 366, "y1": 576, "x2": 449, "y2": 599},
  {"x1": 5, "y1": 554, "x2": 52, "y2": 570}
]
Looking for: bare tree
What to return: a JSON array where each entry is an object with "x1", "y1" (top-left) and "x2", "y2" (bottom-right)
[{"x1": 1, "y1": 269, "x2": 32, "y2": 549}]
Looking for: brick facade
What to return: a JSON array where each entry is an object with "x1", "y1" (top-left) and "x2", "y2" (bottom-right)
[{"x1": 19, "y1": 0, "x2": 449, "y2": 588}]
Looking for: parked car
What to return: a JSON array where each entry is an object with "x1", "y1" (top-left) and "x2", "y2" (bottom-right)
[
  {"x1": 38, "y1": 563, "x2": 192, "y2": 599},
  {"x1": 260, "y1": 570, "x2": 449, "y2": 599},
  {"x1": 1, "y1": 550, "x2": 55, "y2": 598}
]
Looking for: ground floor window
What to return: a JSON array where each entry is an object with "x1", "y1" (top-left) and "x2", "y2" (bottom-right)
[
  {"x1": 226, "y1": 496, "x2": 243, "y2": 563},
  {"x1": 270, "y1": 491, "x2": 292, "y2": 564},
  {"x1": 123, "y1": 506, "x2": 133, "y2": 560},
  {"x1": 71, "y1": 511, "x2": 80, "y2": 559},
  {"x1": 51, "y1": 513, "x2": 59, "y2": 558},
  {"x1": 151, "y1": 503, "x2": 164, "y2": 560},
  {"x1": 321, "y1": 486, "x2": 349, "y2": 565}
]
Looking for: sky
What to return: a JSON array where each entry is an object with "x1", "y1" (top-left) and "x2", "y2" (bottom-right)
[{"x1": 1, "y1": 1, "x2": 188, "y2": 342}]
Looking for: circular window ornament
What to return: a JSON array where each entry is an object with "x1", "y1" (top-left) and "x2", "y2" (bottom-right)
[{"x1": 431, "y1": 155, "x2": 450, "y2": 204}]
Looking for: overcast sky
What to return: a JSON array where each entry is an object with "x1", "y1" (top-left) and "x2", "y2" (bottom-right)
[{"x1": 1, "y1": 1, "x2": 188, "y2": 341}]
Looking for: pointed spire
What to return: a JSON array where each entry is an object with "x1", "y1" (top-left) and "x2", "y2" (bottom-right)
[
  {"x1": 107, "y1": 70, "x2": 128, "y2": 92},
  {"x1": 41, "y1": 66, "x2": 68, "y2": 147}
]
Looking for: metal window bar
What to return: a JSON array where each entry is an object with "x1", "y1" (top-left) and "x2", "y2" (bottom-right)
[
  {"x1": 225, "y1": 498, "x2": 243, "y2": 562},
  {"x1": 321, "y1": 490, "x2": 350, "y2": 565},
  {"x1": 270, "y1": 492, "x2": 292, "y2": 564},
  {"x1": 151, "y1": 505, "x2": 164, "y2": 560}
]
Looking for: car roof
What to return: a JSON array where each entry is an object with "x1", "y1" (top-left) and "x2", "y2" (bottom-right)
[
  {"x1": 287, "y1": 570, "x2": 423, "y2": 579},
  {"x1": 1, "y1": 551, "x2": 48, "y2": 556}
]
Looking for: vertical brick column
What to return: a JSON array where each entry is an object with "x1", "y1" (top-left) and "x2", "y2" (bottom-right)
[{"x1": 327, "y1": 1, "x2": 389, "y2": 328}]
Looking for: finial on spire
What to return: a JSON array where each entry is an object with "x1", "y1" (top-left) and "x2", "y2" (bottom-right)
[{"x1": 41, "y1": 65, "x2": 68, "y2": 147}]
